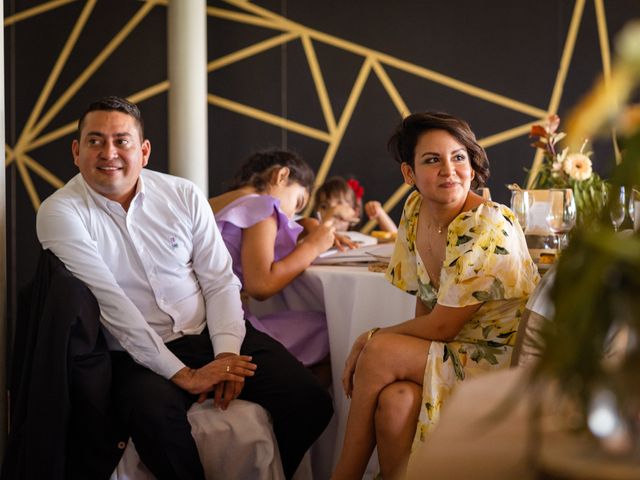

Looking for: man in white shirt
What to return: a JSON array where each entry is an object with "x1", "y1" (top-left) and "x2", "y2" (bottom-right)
[{"x1": 36, "y1": 96, "x2": 333, "y2": 479}]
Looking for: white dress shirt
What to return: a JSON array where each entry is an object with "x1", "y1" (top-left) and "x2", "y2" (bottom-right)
[{"x1": 36, "y1": 169, "x2": 246, "y2": 379}]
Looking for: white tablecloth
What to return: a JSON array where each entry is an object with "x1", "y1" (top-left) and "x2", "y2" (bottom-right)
[{"x1": 251, "y1": 265, "x2": 416, "y2": 476}]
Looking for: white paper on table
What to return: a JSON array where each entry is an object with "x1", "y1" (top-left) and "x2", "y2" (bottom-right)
[{"x1": 313, "y1": 242, "x2": 394, "y2": 265}]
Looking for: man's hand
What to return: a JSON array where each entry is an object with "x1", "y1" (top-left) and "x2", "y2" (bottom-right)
[
  {"x1": 171, "y1": 355, "x2": 256, "y2": 406},
  {"x1": 212, "y1": 352, "x2": 248, "y2": 410}
]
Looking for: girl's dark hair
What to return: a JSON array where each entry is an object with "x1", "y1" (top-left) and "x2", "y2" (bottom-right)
[
  {"x1": 387, "y1": 111, "x2": 490, "y2": 188},
  {"x1": 229, "y1": 149, "x2": 315, "y2": 192},
  {"x1": 314, "y1": 176, "x2": 357, "y2": 209}
]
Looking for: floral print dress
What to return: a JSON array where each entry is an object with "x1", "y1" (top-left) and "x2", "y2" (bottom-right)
[{"x1": 386, "y1": 190, "x2": 539, "y2": 454}]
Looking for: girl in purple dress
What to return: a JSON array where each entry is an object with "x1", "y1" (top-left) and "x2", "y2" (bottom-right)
[{"x1": 210, "y1": 150, "x2": 336, "y2": 368}]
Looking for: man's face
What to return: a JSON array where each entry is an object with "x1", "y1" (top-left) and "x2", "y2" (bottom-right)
[{"x1": 73, "y1": 110, "x2": 150, "y2": 208}]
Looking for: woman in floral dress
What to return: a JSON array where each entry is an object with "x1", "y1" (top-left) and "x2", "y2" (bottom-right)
[{"x1": 332, "y1": 112, "x2": 539, "y2": 480}]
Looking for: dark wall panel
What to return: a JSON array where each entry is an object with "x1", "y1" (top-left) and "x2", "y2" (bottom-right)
[{"x1": 5, "y1": 0, "x2": 640, "y2": 306}]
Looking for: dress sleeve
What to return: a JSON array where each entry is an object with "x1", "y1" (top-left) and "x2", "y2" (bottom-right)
[
  {"x1": 438, "y1": 203, "x2": 538, "y2": 308},
  {"x1": 385, "y1": 191, "x2": 420, "y2": 296}
]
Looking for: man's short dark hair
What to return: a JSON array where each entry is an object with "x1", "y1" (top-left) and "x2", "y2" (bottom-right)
[{"x1": 77, "y1": 96, "x2": 145, "y2": 140}]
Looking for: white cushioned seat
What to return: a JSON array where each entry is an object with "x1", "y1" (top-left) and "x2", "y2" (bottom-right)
[{"x1": 110, "y1": 399, "x2": 285, "y2": 480}]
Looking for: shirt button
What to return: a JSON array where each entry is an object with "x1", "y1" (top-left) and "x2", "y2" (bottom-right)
[{"x1": 117, "y1": 441, "x2": 127, "y2": 450}]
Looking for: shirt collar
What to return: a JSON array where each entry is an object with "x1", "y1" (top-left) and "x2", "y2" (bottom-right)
[{"x1": 79, "y1": 172, "x2": 146, "y2": 212}]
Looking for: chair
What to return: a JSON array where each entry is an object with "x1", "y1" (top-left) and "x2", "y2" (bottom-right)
[
  {"x1": 511, "y1": 267, "x2": 556, "y2": 367},
  {"x1": 111, "y1": 400, "x2": 285, "y2": 480}
]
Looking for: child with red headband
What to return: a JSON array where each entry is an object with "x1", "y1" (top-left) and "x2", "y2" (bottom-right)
[{"x1": 314, "y1": 176, "x2": 397, "y2": 233}]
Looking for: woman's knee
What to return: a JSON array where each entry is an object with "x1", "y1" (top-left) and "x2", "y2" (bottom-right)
[
  {"x1": 375, "y1": 381, "x2": 421, "y2": 429},
  {"x1": 355, "y1": 334, "x2": 404, "y2": 382}
]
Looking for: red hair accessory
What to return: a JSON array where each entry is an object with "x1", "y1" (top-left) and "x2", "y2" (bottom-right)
[{"x1": 347, "y1": 178, "x2": 364, "y2": 200}]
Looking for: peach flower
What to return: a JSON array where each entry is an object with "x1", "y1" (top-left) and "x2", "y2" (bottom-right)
[{"x1": 563, "y1": 153, "x2": 593, "y2": 181}]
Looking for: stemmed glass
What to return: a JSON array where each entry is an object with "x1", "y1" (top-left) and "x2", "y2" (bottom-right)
[
  {"x1": 546, "y1": 188, "x2": 577, "y2": 251},
  {"x1": 510, "y1": 190, "x2": 530, "y2": 232},
  {"x1": 608, "y1": 185, "x2": 626, "y2": 232},
  {"x1": 630, "y1": 187, "x2": 640, "y2": 232}
]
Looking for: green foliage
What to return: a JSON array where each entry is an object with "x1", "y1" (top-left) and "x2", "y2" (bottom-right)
[{"x1": 533, "y1": 127, "x2": 640, "y2": 422}]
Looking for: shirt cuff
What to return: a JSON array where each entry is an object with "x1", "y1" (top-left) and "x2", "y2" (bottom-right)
[
  {"x1": 154, "y1": 352, "x2": 187, "y2": 380},
  {"x1": 211, "y1": 333, "x2": 243, "y2": 356}
]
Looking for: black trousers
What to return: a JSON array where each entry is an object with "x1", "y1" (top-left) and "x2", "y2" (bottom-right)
[{"x1": 110, "y1": 322, "x2": 333, "y2": 480}]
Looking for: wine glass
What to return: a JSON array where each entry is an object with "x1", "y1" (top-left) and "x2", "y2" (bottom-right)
[
  {"x1": 546, "y1": 188, "x2": 577, "y2": 251},
  {"x1": 630, "y1": 187, "x2": 640, "y2": 232},
  {"x1": 510, "y1": 190, "x2": 530, "y2": 232},
  {"x1": 608, "y1": 185, "x2": 626, "y2": 232}
]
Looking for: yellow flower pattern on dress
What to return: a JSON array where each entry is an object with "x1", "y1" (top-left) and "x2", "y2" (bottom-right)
[{"x1": 385, "y1": 190, "x2": 539, "y2": 463}]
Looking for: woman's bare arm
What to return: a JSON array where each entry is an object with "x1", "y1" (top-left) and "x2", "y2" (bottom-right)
[{"x1": 381, "y1": 302, "x2": 482, "y2": 341}]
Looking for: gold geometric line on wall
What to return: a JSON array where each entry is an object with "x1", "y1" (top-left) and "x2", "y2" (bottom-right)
[
  {"x1": 26, "y1": 0, "x2": 160, "y2": 144},
  {"x1": 207, "y1": 32, "x2": 299, "y2": 73},
  {"x1": 206, "y1": 5, "x2": 282, "y2": 31},
  {"x1": 376, "y1": 53, "x2": 547, "y2": 119},
  {"x1": 371, "y1": 60, "x2": 410, "y2": 118},
  {"x1": 14, "y1": 122, "x2": 77, "y2": 158},
  {"x1": 478, "y1": 122, "x2": 541, "y2": 150},
  {"x1": 5, "y1": 0, "x2": 609, "y2": 218},
  {"x1": 219, "y1": 0, "x2": 555, "y2": 225},
  {"x1": 527, "y1": 0, "x2": 586, "y2": 188},
  {"x1": 549, "y1": 0, "x2": 587, "y2": 118},
  {"x1": 207, "y1": 94, "x2": 332, "y2": 142},
  {"x1": 5, "y1": 146, "x2": 13, "y2": 165},
  {"x1": 3, "y1": 0, "x2": 77, "y2": 26},
  {"x1": 13, "y1": 33, "x2": 299, "y2": 160},
  {"x1": 222, "y1": 0, "x2": 547, "y2": 119},
  {"x1": 306, "y1": 57, "x2": 374, "y2": 216},
  {"x1": 22, "y1": 153, "x2": 65, "y2": 189},
  {"x1": 301, "y1": 35, "x2": 337, "y2": 134},
  {"x1": 5, "y1": 148, "x2": 15, "y2": 167},
  {"x1": 14, "y1": 154, "x2": 40, "y2": 211},
  {"x1": 210, "y1": 1, "x2": 554, "y2": 219},
  {"x1": 20, "y1": 79, "x2": 173, "y2": 157},
  {"x1": 594, "y1": 0, "x2": 621, "y2": 164},
  {"x1": 362, "y1": 183, "x2": 413, "y2": 234},
  {"x1": 595, "y1": 0, "x2": 612, "y2": 80},
  {"x1": 14, "y1": 0, "x2": 96, "y2": 157}
]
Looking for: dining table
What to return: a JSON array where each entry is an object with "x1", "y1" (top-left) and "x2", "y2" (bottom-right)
[{"x1": 250, "y1": 262, "x2": 416, "y2": 478}]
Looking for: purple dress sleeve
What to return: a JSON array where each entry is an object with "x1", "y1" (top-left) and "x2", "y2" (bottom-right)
[{"x1": 215, "y1": 194, "x2": 303, "y2": 284}]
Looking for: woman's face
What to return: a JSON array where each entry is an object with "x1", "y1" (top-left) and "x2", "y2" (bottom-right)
[
  {"x1": 401, "y1": 129, "x2": 474, "y2": 206},
  {"x1": 269, "y1": 181, "x2": 309, "y2": 218}
]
